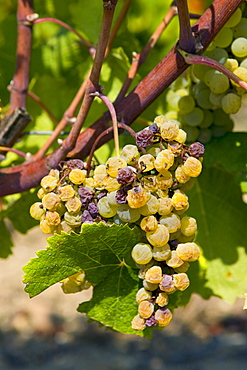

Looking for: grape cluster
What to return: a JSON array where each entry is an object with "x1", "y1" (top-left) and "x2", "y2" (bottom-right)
[
  {"x1": 165, "y1": 3, "x2": 247, "y2": 144},
  {"x1": 30, "y1": 116, "x2": 204, "y2": 331}
]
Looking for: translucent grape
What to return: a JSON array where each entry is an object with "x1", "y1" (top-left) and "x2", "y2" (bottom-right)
[
  {"x1": 156, "y1": 171, "x2": 173, "y2": 190},
  {"x1": 214, "y1": 27, "x2": 233, "y2": 48},
  {"x1": 140, "y1": 215, "x2": 158, "y2": 232},
  {"x1": 64, "y1": 211, "x2": 83, "y2": 227},
  {"x1": 60, "y1": 220, "x2": 74, "y2": 234},
  {"x1": 193, "y1": 64, "x2": 212, "y2": 81},
  {"x1": 206, "y1": 48, "x2": 228, "y2": 64},
  {"x1": 65, "y1": 197, "x2": 82, "y2": 214},
  {"x1": 174, "y1": 129, "x2": 187, "y2": 144},
  {"x1": 94, "y1": 164, "x2": 107, "y2": 187},
  {"x1": 166, "y1": 250, "x2": 184, "y2": 268},
  {"x1": 178, "y1": 95, "x2": 195, "y2": 114},
  {"x1": 224, "y1": 58, "x2": 239, "y2": 72},
  {"x1": 160, "y1": 213, "x2": 181, "y2": 233},
  {"x1": 127, "y1": 185, "x2": 149, "y2": 208},
  {"x1": 58, "y1": 185, "x2": 75, "y2": 201},
  {"x1": 37, "y1": 188, "x2": 47, "y2": 199},
  {"x1": 185, "y1": 107, "x2": 204, "y2": 126},
  {"x1": 158, "y1": 198, "x2": 173, "y2": 216},
  {"x1": 180, "y1": 216, "x2": 197, "y2": 236},
  {"x1": 154, "y1": 150, "x2": 174, "y2": 172},
  {"x1": 155, "y1": 308, "x2": 173, "y2": 327},
  {"x1": 106, "y1": 157, "x2": 127, "y2": 178},
  {"x1": 174, "y1": 261, "x2": 190, "y2": 273},
  {"x1": 233, "y1": 19, "x2": 247, "y2": 39},
  {"x1": 142, "y1": 175, "x2": 158, "y2": 192},
  {"x1": 173, "y1": 273, "x2": 190, "y2": 291},
  {"x1": 131, "y1": 243, "x2": 153, "y2": 264},
  {"x1": 154, "y1": 116, "x2": 180, "y2": 141},
  {"x1": 198, "y1": 129, "x2": 212, "y2": 144},
  {"x1": 69, "y1": 169, "x2": 86, "y2": 185},
  {"x1": 182, "y1": 125, "x2": 199, "y2": 142},
  {"x1": 97, "y1": 197, "x2": 118, "y2": 218},
  {"x1": 146, "y1": 224, "x2": 170, "y2": 247},
  {"x1": 195, "y1": 87, "x2": 214, "y2": 109},
  {"x1": 40, "y1": 175, "x2": 58, "y2": 192},
  {"x1": 42, "y1": 192, "x2": 60, "y2": 211},
  {"x1": 152, "y1": 244, "x2": 171, "y2": 261},
  {"x1": 156, "y1": 292, "x2": 169, "y2": 307},
  {"x1": 117, "y1": 204, "x2": 141, "y2": 223},
  {"x1": 142, "y1": 280, "x2": 159, "y2": 291},
  {"x1": 209, "y1": 92, "x2": 225, "y2": 108},
  {"x1": 30, "y1": 202, "x2": 45, "y2": 220},
  {"x1": 138, "y1": 301, "x2": 154, "y2": 319},
  {"x1": 136, "y1": 287, "x2": 152, "y2": 304},
  {"x1": 171, "y1": 190, "x2": 189, "y2": 211},
  {"x1": 176, "y1": 242, "x2": 201, "y2": 262},
  {"x1": 232, "y1": 66, "x2": 247, "y2": 84},
  {"x1": 145, "y1": 265, "x2": 163, "y2": 284},
  {"x1": 138, "y1": 154, "x2": 155, "y2": 172},
  {"x1": 221, "y1": 93, "x2": 241, "y2": 114},
  {"x1": 231, "y1": 37, "x2": 247, "y2": 58},
  {"x1": 183, "y1": 157, "x2": 202, "y2": 177},
  {"x1": 45, "y1": 211, "x2": 61, "y2": 226},
  {"x1": 175, "y1": 165, "x2": 191, "y2": 184},
  {"x1": 120, "y1": 145, "x2": 140, "y2": 164},
  {"x1": 139, "y1": 194, "x2": 159, "y2": 216},
  {"x1": 106, "y1": 190, "x2": 119, "y2": 206},
  {"x1": 131, "y1": 315, "x2": 146, "y2": 331},
  {"x1": 225, "y1": 7, "x2": 242, "y2": 28},
  {"x1": 177, "y1": 233, "x2": 195, "y2": 243},
  {"x1": 40, "y1": 219, "x2": 55, "y2": 234},
  {"x1": 103, "y1": 175, "x2": 121, "y2": 192}
]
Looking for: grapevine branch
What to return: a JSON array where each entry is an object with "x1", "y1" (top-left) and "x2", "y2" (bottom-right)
[
  {"x1": 176, "y1": 0, "x2": 195, "y2": 53},
  {"x1": 0, "y1": 0, "x2": 244, "y2": 196}
]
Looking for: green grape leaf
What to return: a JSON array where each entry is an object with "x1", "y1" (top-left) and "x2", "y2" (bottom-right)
[
  {"x1": 187, "y1": 166, "x2": 247, "y2": 303},
  {"x1": 0, "y1": 220, "x2": 13, "y2": 258},
  {"x1": 23, "y1": 223, "x2": 147, "y2": 336}
]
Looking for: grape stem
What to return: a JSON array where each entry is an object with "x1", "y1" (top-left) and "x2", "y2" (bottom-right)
[
  {"x1": 178, "y1": 49, "x2": 247, "y2": 91},
  {"x1": 176, "y1": 0, "x2": 195, "y2": 53},
  {"x1": 0, "y1": 146, "x2": 28, "y2": 159},
  {"x1": 86, "y1": 122, "x2": 138, "y2": 172},
  {"x1": 90, "y1": 92, "x2": 120, "y2": 157}
]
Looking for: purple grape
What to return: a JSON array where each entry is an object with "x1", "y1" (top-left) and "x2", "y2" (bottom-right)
[
  {"x1": 136, "y1": 128, "x2": 154, "y2": 147},
  {"x1": 115, "y1": 185, "x2": 132, "y2": 204},
  {"x1": 188, "y1": 142, "x2": 205, "y2": 158},
  {"x1": 159, "y1": 274, "x2": 173, "y2": 291},
  {"x1": 88, "y1": 202, "x2": 98, "y2": 218},
  {"x1": 149, "y1": 123, "x2": 160, "y2": 135},
  {"x1": 78, "y1": 187, "x2": 94, "y2": 207},
  {"x1": 145, "y1": 315, "x2": 157, "y2": 327},
  {"x1": 81, "y1": 210, "x2": 94, "y2": 224}
]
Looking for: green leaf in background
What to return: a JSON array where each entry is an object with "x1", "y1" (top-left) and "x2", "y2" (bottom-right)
[
  {"x1": 0, "y1": 220, "x2": 13, "y2": 258},
  {"x1": 188, "y1": 166, "x2": 247, "y2": 303},
  {"x1": 23, "y1": 223, "x2": 145, "y2": 335}
]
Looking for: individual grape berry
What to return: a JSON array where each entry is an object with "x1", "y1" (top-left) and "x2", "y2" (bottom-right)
[
  {"x1": 115, "y1": 187, "x2": 130, "y2": 204},
  {"x1": 63, "y1": 159, "x2": 84, "y2": 170},
  {"x1": 127, "y1": 185, "x2": 150, "y2": 208},
  {"x1": 87, "y1": 202, "x2": 98, "y2": 218},
  {"x1": 97, "y1": 197, "x2": 118, "y2": 218},
  {"x1": 146, "y1": 224, "x2": 170, "y2": 247},
  {"x1": 145, "y1": 265, "x2": 163, "y2": 284},
  {"x1": 175, "y1": 165, "x2": 191, "y2": 184},
  {"x1": 180, "y1": 216, "x2": 197, "y2": 236},
  {"x1": 64, "y1": 211, "x2": 83, "y2": 227},
  {"x1": 30, "y1": 202, "x2": 45, "y2": 220},
  {"x1": 171, "y1": 190, "x2": 189, "y2": 211},
  {"x1": 137, "y1": 260, "x2": 156, "y2": 279},
  {"x1": 103, "y1": 175, "x2": 121, "y2": 192},
  {"x1": 131, "y1": 314, "x2": 146, "y2": 331},
  {"x1": 221, "y1": 93, "x2": 241, "y2": 114},
  {"x1": 60, "y1": 220, "x2": 74, "y2": 233},
  {"x1": 69, "y1": 169, "x2": 86, "y2": 185},
  {"x1": 106, "y1": 157, "x2": 127, "y2": 177},
  {"x1": 145, "y1": 315, "x2": 158, "y2": 327},
  {"x1": 174, "y1": 261, "x2": 190, "y2": 273},
  {"x1": 156, "y1": 171, "x2": 173, "y2": 190},
  {"x1": 173, "y1": 273, "x2": 190, "y2": 291},
  {"x1": 159, "y1": 274, "x2": 176, "y2": 294},
  {"x1": 142, "y1": 280, "x2": 159, "y2": 291},
  {"x1": 136, "y1": 287, "x2": 152, "y2": 304},
  {"x1": 176, "y1": 242, "x2": 201, "y2": 262},
  {"x1": 231, "y1": 37, "x2": 247, "y2": 58},
  {"x1": 148, "y1": 123, "x2": 159, "y2": 134},
  {"x1": 177, "y1": 233, "x2": 195, "y2": 243},
  {"x1": 58, "y1": 185, "x2": 75, "y2": 201},
  {"x1": 60, "y1": 271, "x2": 91, "y2": 294},
  {"x1": 154, "y1": 150, "x2": 174, "y2": 172},
  {"x1": 166, "y1": 250, "x2": 184, "y2": 268},
  {"x1": 138, "y1": 154, "x2": 155, "y2": 172},
  {"x1": 81, "y1": 210, "x2": 94, "y2": 224},
  {"x1": 40, "y1": 219, "x2": 55, "y2": 234},
  {"x1": 154, "y1": 308, "x2": 173, "y2": 327},
  {"x1": 142, "y1": 176, "x2": 158, "y2": 192},
  {"x1": 138, "y1": 300, "x2": 154, "y2": 319},
  {"x1": 116, "y1": 167, "x2": 135, "y2": 184},
  {"x1": 139, "y1": 194, "x2": 159, "y2": 216},
  {"x1": 188, "y1": 142, "x2": 205, "y2": 158},
  {"x1": 160, "y1": 213, "x2": 181, "y2": 233},
  {"x1": 136, "y1": 128, "x2": 154, "y2": 147},
  {"x1": 78, "y1": 187, "x2": 94, "y2": 207},
  {"x1": 45, "y1": 211, "x2": 61, "y2": 226},
  {"x1": 158, "y1": 198, "x2": 173, "y2": 216},
  {"x1": 65, "y1": 197, "x2": 82, "y2": 214},
  {"x1": 117, "y1": 204, "x2": 141, "y2": 223},
  {"x1": 156, "y1": 292, "x2": 169, "y2": 307},
  {"x1": 154, "y1": 116, "x2": 180, "y2": 141},
  {"x1": 37, "y1": 188, "x2": 47, "y2": 199},
  {"x1": 152, "y1": 244, "x2": 171, "y2": 261},
  {"x1": 42, "y1": 192, "x2": 61, "y2": 211},
  {"x1": 183, "y1": 157, "x2": 202, "y2": 177},
  {"x1": 140, "y1": 215, "x2": 158, "y2": 232},
  {"x1": 131, "y1": 243, "x2": 153, "y2": 264},
  {"x1": 120, "y1": 145, "x2": 140, "y2": 164},
  {"x1": 174, "y1": 129, "x2": 187, "y2": 144},
  {"x1": 40, "y1": 175, "x2": 58, "y2": 192},
  {"x1": 94, "y1": 164, "x2": 107, "y2": 187}
]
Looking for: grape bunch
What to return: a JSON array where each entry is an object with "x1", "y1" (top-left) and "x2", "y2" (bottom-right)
[
  {"x1": 30, "y1": 115, "x2": 204, "y2": 331},
  {"x1": 165, "y1": 3, "x2": 247, "y2": 144}
]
